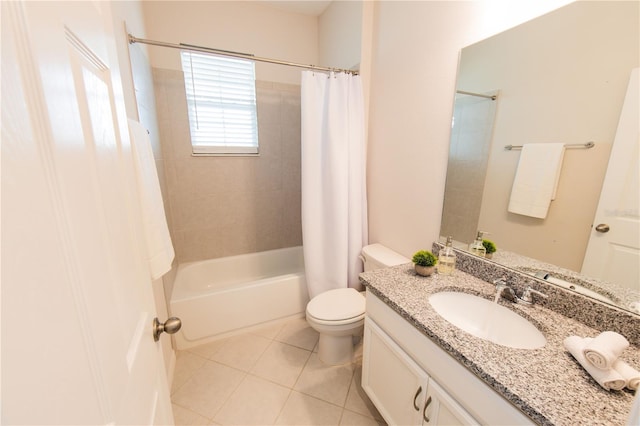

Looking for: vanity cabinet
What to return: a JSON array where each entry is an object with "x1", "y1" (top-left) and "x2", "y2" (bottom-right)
[
  {"x1": 363, "y1": 318, "x2": 477, "y2": 425},
  {"x1": 362, "y1": 291, "x2": 533, "y2": 426}
]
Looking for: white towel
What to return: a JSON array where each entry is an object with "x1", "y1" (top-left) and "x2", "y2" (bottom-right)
[
  {"x1": 563, "y1": 336, "x2": 626, "y2": 391},
  {"x1": 508, "y1": 143, "x2": 565, "y2": 219},
  {"x1": 613, "y1": 359, "x2": 640, "y2": 391},
  {"x1": 128, "y1": 119, "x2": 175, "y2": 280},
  {"x1": 582, "y1": 331, "x2": 629, "y2": 370}
]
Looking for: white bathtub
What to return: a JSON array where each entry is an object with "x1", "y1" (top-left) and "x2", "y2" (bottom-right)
[{"x1": 170, "y1": 246, "x2": 309, "y2": 349}]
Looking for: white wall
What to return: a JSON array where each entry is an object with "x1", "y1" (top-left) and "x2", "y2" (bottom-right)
[
  {"x1": 141, "y1": 1, "x2": 319, "y2": 85},
  {"x1": 366, "y1": 0, "x2": 574, "y2": 259},
  {"x1": 318, "y1": 1, "x2": 363, "y2": 70}
]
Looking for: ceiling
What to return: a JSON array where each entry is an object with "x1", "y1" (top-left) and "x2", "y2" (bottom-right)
[{"x1": 260, "y1": 1, "x2": 332, "y2": 16}]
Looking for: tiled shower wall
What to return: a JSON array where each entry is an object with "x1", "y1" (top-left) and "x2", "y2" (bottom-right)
[
  {"x1": 153, "y1": 68, "x2": 302, "y2": 263},
  {"x1": 440, "y1": 93, "x2": 497, "y2": 245}
]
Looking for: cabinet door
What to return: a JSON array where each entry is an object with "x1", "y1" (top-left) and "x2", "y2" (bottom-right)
[
  {"x1": 423, "y1": 380, "x2": 479, "y2": 425},
  {"x1": 362, "y1": 318, "x2": 429, "y2": 425}
]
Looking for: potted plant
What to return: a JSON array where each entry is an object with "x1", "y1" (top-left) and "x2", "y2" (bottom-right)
[
  {"x1": 482, "y1": 239, "x2": 497, "y2": 259},
  {"x1": 412, "y1": 250, "x2": 438, "y2": 277}
]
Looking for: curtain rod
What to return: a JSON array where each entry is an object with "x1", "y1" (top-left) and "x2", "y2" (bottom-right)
[
  {"x1": 128, "y1": 34, "x2": 359, "y2": 76},
  {"x1": 505, "y1": 141, "x2": 595, "y2": 150},
  {"x1": 456, "y1": 90, "x2": 497, "y2": 100}
]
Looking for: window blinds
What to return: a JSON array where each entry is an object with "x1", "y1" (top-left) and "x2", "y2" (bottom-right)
[{"x1": 180, "y1": 51, "x2": 259, "y2": 154}]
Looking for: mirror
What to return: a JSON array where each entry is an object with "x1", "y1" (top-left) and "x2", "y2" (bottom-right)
[{"x1": 441, "y1": 1, "x2": 639, "y2": 314}]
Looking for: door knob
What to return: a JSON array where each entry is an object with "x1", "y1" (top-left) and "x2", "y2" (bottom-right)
[
  {"x1": 153, "y1": 317, "x2": 182, "y2": 341},
  {"x1": 595, "y1": 223, "x2": 610, "y2": 233}
]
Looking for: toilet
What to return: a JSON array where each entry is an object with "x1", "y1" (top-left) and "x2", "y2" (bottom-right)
[{"x1": 306, "y1": 244, "x2": 410, "y2": 365}]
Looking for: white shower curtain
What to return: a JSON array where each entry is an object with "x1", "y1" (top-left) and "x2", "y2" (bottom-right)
[{"x1": 301, "y1": 71, "x2": 368, "y2": 299}]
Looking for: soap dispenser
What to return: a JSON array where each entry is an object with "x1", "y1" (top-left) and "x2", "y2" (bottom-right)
[
  {"x1": 469, "y1": 231, "x2": 487, "y2": 257},
  {"x1": 438, "y1": 236, "x2": 456, "y2": 275}
]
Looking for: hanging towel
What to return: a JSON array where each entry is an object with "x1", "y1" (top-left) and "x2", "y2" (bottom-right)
[
  {"x1": 128, "y1": 119, "x2": 175, "y2": 280},
  {"x1": 563, "y1": 336, "x2": 627, "y2": 391},
  {"x1": 508, "y1": 143, "x2": 566, "y2": 219}
]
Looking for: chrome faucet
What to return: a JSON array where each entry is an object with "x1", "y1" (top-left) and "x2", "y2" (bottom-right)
[
  {"x1": 493, "y1": 277, "x2": 548, "y2": 305},
  {"x1": 493, "y1": 277, "x2": 517, "y2": 303},
  {"x1": 520, "y1": 286, "x2": 549, "y2": 305}
]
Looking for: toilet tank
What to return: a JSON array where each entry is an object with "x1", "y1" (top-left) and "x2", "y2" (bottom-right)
[{"x1": 361, "y1": 244, "x2": 410, "y2": 271}]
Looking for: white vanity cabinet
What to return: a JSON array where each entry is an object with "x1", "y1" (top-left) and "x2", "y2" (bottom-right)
[
  {"x1": 362, "y1": 317, "x2": 429, "y2": 425},
  {"x1": 363, "y1": 318, "x2": 477, "y2": 425},
  {"x1": 424, "y1": 379, "x2": 479, "y2": 425},
  {"x1": 362, "y1": 291, "x2": 534, "y2": 426}
]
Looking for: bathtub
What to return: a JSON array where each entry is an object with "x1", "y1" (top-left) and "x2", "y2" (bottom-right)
[{"x1": 170, "y1": 246, "x2": 309, "y2": 349}]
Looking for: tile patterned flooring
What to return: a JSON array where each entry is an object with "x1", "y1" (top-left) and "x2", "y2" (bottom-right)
[{"x1": 171, "y1": 317, "x2": 386, "y2": 425}]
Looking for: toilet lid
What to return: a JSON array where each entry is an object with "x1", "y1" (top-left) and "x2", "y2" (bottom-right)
[{"x1": 307, "y1": 288, "x2": 365, "y2": 321}]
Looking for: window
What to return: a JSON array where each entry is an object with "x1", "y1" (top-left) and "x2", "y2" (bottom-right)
[{"x1": 180, "y1": 51, "x2": 259, "y2": 155}]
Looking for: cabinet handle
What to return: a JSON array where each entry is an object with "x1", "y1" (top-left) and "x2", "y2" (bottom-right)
[
  {"x1": 413, "y1": 386, "x2": 422, "y2": 411},
  {"x1": 423, "y1": 396, "x2": 432, "y2": 422}
]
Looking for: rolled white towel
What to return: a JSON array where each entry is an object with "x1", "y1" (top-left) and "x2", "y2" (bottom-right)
[
  {"x1": 564, "y1": 336, "x2": 627, "y2": 391},
  {"x1": 613, "y1": 359, "x2": 640, "y2": 391},
  {"x1": 582, "y1": 331, "x2": 629, "y2": 370}
]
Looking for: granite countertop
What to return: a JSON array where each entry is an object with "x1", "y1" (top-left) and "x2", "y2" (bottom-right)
[
  {"x1": 490, "y1": 249, "x2": 640, "y2": 313},
  {"x1": 360, "y1": 264, "x2": 640, "y2": 426}
]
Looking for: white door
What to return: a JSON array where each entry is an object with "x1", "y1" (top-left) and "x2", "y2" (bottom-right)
[
  {"x1": 2, "y1": 1, "x2": 173, "y2": 424},
  {"x1": 582, "y1": 68, "x2": 640, "y2": 294}
]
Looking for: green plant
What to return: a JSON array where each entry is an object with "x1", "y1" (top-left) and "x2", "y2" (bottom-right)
[
  {"x1": 412, "y1": 250, "x2": 438, "y2": 267},
  {"x1": 482, "y1": 239, "x2": 497, "y2": 254}
]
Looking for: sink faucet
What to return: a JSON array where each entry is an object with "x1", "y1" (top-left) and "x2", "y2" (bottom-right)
[
  {"x1": 493, "y1": 277, "x2": 548, "y2": 305},
  {"x1": 493, "y1": 277, "x2": 517, "y2": 303},
  {"x1": 520, "y1": 286, "x2": 549, "y2": 305}
]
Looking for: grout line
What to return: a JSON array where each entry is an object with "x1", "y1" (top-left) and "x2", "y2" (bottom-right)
[
  {"x1": 290, "y1": 345, "x2": 314, "y2": 391},
  {"x1": 342, "y1": 407, "x2": 385, "y2": 425},
  {"x1": 272, "y1": 388, "x2": 294, "y2": 425},
  {"x1": 169, "y1": 351, "x2": 209, "y2": 397},
  {"x1": 247, "y1": 340, "x2": 313, "y2": 388},
  {"x1": 209, "y1": 369, "x2": 250, "y2": 424},
  {"x1": 289, "y1": 389, "x2": 350, "y2": 413},
  {"x1": 340, "y1": 365, "x2": 358, "y2": 408},
  {"x1": 171, "y1": 401, "x2": 211, "y2": 424},
  {"x1": 173, "y1": 317, "x2": 375, "y2": 425},
  {"x1": 344, "y1": 369, "x2": 356, "y2": 409}
]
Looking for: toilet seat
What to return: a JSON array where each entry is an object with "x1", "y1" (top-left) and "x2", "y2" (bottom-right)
[
  {"x1": 306, "y1": 288, "x2": 365, "y2": 325},
  {"x1": 307, "y1": 312, "x2": 365, "y2": 327}
]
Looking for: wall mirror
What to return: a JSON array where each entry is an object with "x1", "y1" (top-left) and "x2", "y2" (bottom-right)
[{"x1": 440, "y1": 1, "x2": 639, "y2": 314}]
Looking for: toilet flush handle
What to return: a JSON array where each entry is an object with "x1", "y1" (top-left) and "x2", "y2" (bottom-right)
[{"x1": 153, "y1": 317, "x2": 182, "y2": 341}]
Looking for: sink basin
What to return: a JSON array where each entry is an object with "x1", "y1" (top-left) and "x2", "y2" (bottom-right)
[{"x1": 429, "y1": 292, "x2": 546, "y2": 349}]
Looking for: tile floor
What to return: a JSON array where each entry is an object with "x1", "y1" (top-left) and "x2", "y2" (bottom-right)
[{"x1": 171, "y1": 317, "x2": 386, "y2": 425}]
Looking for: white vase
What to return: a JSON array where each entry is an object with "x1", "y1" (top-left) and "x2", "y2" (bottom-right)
[{"x1": 415, "y1": 265, "x2": 435, "y2": 277}]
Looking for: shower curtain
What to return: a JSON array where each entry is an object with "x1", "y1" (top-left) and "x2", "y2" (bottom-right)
[{"x1": 301, "y1": 71, "x2": 368, "y2": 299}]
